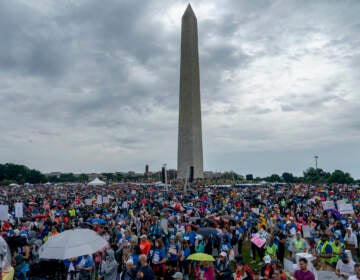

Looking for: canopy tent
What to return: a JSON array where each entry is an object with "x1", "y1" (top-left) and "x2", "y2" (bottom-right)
[{"x1": 88, "y1": 178, "x2": 106, "y2": 186}]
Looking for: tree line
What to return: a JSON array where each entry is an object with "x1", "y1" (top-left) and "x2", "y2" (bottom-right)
[{"x1": 0, "y1": 163, "x2": 358, "y2": 185}]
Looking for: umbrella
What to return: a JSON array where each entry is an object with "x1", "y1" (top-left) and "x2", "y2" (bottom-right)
[
  {"x1": 187, "y1": 253, "x2": 215, "y2": 262},
  {"x1": 88, "y1": 218, "x2": 107, "y2": 225},
  {"x1": 39, "y1": 229, "x2": 108, "y2": 260},
  {"x1": 325, "y1": 208, "x2": 341, "y2": 219},
  {"x1": 196, "y1": 227, "x2": 218, "y2": 237}
]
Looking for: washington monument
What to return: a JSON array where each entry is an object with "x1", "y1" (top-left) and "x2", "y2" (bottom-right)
[{"x1": 177, "y1": 4, "x2": 204, "y2": 179}]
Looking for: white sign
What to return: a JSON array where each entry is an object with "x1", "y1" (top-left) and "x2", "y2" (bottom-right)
[
  {"x1": 337, "y1": 200, "x2": 347, "y2": 207},
  {"x1": 0, "y1": 205, "x2": 8, "y2": 221},
  {"x1": 251, "y1": 208, "x2": 260, "y2": 215},
  {"x1": 302, "y1": 225, "x2": 311, "y2": 238},
  {"x1": 102, "y1": 196, "x2": 109, "y2": 204},
  {"x1": 131, "y1": 190, "x2": 136, "y2": 195},
  {"x1": 322, "y1": 200, "x2": 335, "y2": 210},
  {"x1": 338, "y1": 203, "x2": 354, "y2": 215},
  {"x1": 15, "y1": 202, "x2": 23, "y2": 218},
  {"x1": 96, "y1": 195, "x2": 102, "y2": 204},
  {"x1": 85, "y1": 199, "x2": 93, "y2": 206}
]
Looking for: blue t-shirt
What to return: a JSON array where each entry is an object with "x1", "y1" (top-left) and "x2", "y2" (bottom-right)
[{"x1": 152, "y1": 248, "x2": 166, "y2": 263}]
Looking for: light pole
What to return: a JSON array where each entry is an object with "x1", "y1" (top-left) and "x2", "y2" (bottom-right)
[{"x1": 314, "y1": 156, "x2": 319, "y2": 170}]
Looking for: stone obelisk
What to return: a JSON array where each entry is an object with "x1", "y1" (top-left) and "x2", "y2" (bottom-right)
[{"x1": 177, "y1": 4, "x2": 203, "y2": 179}]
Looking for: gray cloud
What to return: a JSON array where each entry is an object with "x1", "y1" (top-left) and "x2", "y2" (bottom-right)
[{"x1": 0, "y1": 0, "x2": 359, "y2": 177}]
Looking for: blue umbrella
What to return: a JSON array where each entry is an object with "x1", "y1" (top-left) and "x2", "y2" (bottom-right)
[{"x1": 88, "y1": 218, "x2": 107, "y2": 225}]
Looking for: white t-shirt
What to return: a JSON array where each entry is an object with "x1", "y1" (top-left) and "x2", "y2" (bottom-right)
[{"x1": 336, "y1": 260, "x2": 355, "y2": 276}]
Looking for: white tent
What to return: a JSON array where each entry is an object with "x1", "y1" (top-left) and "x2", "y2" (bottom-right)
[{"x1": 88, "y1": 178, "x2": 106, "y2": 186}]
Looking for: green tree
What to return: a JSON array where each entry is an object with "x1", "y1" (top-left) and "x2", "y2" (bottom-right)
[
  {"x1": 303, "y1": 167, "x2": 330, "y2": 183},
  {"x1": 246, "y1": 174, "x2": 253, "y2": 181},
  {"x1": 327, "y1": 170, "x2": 354, "y2": 184},
  {"x1": 282, "y1": 172, "x2": 295, "y2": 183}
]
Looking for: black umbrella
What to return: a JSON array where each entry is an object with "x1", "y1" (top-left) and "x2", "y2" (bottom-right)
[
  {"x1": 196, "y1": 227, "x2": 219, "y2": 237},
  {"x1": 5, "y1": 236, "x2": 28, "y2": 251}
]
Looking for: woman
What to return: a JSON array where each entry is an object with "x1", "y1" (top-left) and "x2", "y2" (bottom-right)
[
  {"x1": 195, "y1": 261, "x2": 215, "y2": 280},
  {"x1": 233, "y1": 260, "x2": 252, "y2": 280},
  {"x1": 178, "y1": 240, "x2": 191, "y2": 280},
  {"x1": 99, "y1": 248, "x2": 118, "y2": 280},
  {"x1": 151, "y1": 239, "x2": 167, "y2": 280}
]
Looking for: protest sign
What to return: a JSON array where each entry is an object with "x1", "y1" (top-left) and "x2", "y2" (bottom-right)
[
  {"x1": 85, "y1": 199, "x2": 93, "y2": 206},
  {"x1": 251, "y1": 233, "x2": 266, "y2": 248},
  {"x1": 96, "y1": 195, "x2": 102, "y2": 204},
  {"x1": 0, "y1": 205, "x2": 8, "y2": 221},
  {"x1": 338, "y1": 203, "x2": 354, "y2": 215},
  {"x1": 15, "y1": 202, "x2": 23, "y2": 218},
  {"x1": 322, "y1": 200, "x2": 335, "y2": 210},
  {"x1": 302, "y1": 225, "x2": 311, "y2": 238}
]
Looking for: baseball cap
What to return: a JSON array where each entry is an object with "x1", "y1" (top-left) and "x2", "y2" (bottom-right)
[{"x1": 140, "y1": 234, "x2": 147, "y2": 238}]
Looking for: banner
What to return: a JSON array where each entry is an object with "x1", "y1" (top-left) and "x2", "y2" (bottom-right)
[
  {"x1": 251, "y1": 233, "x2": 266, "y2": 248},
  {"x1": 85, "y1": 199, "x2": 93, "y2": 206},
  {"x1": 337, "y1": 200, "x2": 347, "y2": 207},
  {"x1": 15, "y1": 202, "x2": 23, "y2": 218},
  {"x1": 302, "y1": 225, "x2": 311, "y2": 238},
  {"x1": 0, "y1": 205, "x2": 8, "y2": 221},
  {"x1": 322, "y1": 200, "x2": 335, "y2": 210},
  {"x1": 338, "y1": 203, "x2": 354, "y2": 215}
]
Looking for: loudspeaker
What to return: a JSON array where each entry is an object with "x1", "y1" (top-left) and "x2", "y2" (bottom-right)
[{"x1": 189, "y1": 166, "x2": 194, "y2": 183}]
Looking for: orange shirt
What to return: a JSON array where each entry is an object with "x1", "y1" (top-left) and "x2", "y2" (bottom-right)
[{"x1": 139, "y1": 240, "x2": 151, "y2": 255}]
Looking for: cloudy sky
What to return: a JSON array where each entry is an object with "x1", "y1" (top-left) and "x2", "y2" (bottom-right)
[{"x1": 1, "y1": 0, "x2": 359, "y2": 178}]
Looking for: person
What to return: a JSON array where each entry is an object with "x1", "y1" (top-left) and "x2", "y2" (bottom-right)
[
  {"x1": 290, "y1": 232, "x2": 309, "y2": 256},
  {"x1": 261, "y1": 257, "x2": 277, "y2": 280},
  {"x1": 151, "y1": 239, "x2": 167, "y2": 280},
  {"x1": 76, "y1": 255, "x2": 93, "y2": 280},
  {"x1": 178, "y1": 240, "x2": 190, "y2": 280},
  {"x1": 137, "y1": 254, "x2": 154, "y2": 280},
  {"x1": 335, "y1": 253, "x2": 355, "y2": 279},
  {"x1": 314, "y1": 234, "x2": 333, "y2": 270},
  {"x1": 331, "y1": 234, "x2": 346, "y2": 266},
  {"x1": 140, "y1": 235, "x2": 152, "y2": 256},
  {"x1": 232, "y1": 260, "x2": 252, "y2": 280},
  {"x1": 253, "y1": 269, "x2": 260, "y2": 280},
  {"x1": 194, "y1": 261, "x2": 214, "y2": 280},
  {"x1": 265, "y1": 236, "x2": 278, "y2": 260},
  {"x1": 99, "y1": 248, "x2": 118, "y2": 280},
  {"x1": 293, "y1": 258, "x2": 315, "y2": 280},
  {"x1": 215, "y1": 252, "x2": 232, "y2": 280},
  {"x1": 348, "y1": 263, "x2": 360, "y2": 280},
  {"x1": 344, "y1": 227, "x2": 358, "y2": 262}
]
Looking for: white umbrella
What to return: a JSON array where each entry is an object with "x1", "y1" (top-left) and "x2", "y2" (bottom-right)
[{"x1": 39, "y1": 229, "x2": 107, "y2": 260}]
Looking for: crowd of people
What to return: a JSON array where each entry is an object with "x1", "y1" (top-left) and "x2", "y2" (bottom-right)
[{"x1": 0, "y1": 182, "x2": 359, "y2": 280}]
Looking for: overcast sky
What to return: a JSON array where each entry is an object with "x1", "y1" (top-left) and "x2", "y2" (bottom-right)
[{"x1": 1, "y1": 0, "x2": 359, "y2": 178}]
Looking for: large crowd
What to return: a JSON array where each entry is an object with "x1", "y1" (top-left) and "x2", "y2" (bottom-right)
[{"x1": 0, "y1": 182, "x2": 360, "y2": 280}]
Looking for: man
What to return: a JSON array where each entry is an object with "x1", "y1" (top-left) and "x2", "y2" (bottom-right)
[
  {"x1": 215, "y1": 252, "x2": 232, "y2": 280},
  {"x1": 76, "y1": 255, "x2": 93, "y2": 280},
  {"x1": 140, "y1": 235, "x2": 151, "y2": 255},
  {"x1": 137, "y1": 254, "x2": 154, "y2": 280},
  {"x1": 348, "y1": 263, "x2": 360, "y2": 280},
  {"x1": 314, "y1": 234, "x2": 333, "y2": 269},
  {"x1": 331, "y1": 234, "x2": 346, "y2": 266},
  {"x1": 293, "y1": 258, "x2": 315, "y2": 280},
  {"x1": 336, "y1": 253, "x2": 355, "y2": 279},
  {"x1": 291, "y1": 232, "x2": 309, "y2": 256}
]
